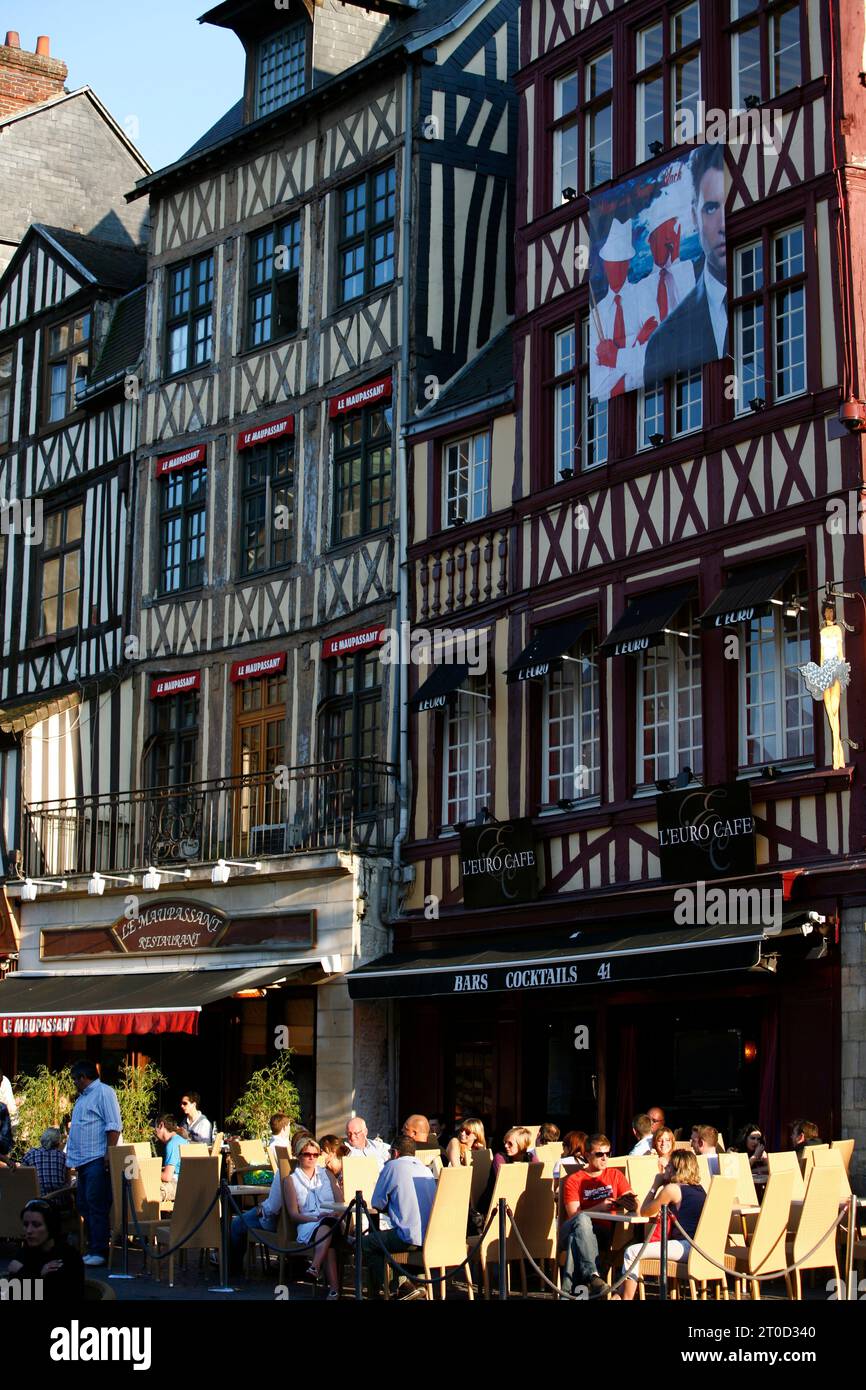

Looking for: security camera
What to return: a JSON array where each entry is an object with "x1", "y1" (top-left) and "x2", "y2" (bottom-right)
[
  {"x1": 807, "y1": 911, "x2": 827, "y2": 926},
  {"x1": 839, "y1": 401, "x2": 866, "y2": 433}
]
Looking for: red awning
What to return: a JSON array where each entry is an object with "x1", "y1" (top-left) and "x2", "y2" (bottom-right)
[{"x1": 0, "y1": 965, "x2": 296, "y2": 1037}]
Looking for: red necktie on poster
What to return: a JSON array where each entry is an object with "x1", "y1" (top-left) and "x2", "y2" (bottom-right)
[
  {"x1": 612, "y1": 293, "x2": 625, "y2": 348},
  {"x1": 658, "y1": 268, "x2": 677, "y2": 320}
]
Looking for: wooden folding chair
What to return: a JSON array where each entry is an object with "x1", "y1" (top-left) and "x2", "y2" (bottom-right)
[
  {"x1": 785, "y1": 1167, "x2": 842, "y2": 1299},
  {"x1": 726, "y1": 1169, "x2": 794, "y2": 1299}
]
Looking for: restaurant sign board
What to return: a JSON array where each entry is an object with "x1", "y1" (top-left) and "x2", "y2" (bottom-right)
[
  {"x1": 459, "y1": 818, "x2": 539, "y2": 910},
  {"x1": 656, "y1": 781, "x2": 756, "y2": 881},
  {"x1": 112, "y1": 901, "x2": 228, "y2": 955}
]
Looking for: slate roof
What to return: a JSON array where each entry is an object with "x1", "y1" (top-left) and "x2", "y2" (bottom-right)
[
  {"x1": 424, "y1": 327, "x2": 514, "y2": 417},
  {"x1": 86, "y1": 285, "x2": 147, "y2": 393},
  {"x1": 183, "y1": 98, "x2": 244, "y2": 157},
  {"x1": 39, "y1": 226, "x2": 147, "y2": 293}
]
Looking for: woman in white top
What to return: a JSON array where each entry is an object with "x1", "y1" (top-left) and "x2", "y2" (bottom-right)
[{"x1": 283, "y1": 1133, "x2": 345, "y2": 1300}]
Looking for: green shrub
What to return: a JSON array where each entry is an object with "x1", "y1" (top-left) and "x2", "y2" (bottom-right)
[
  {"x1": 115, "y1": 1059, "x2": 166, "y2": 1145},
  {"x1": 12, "y1": 1064, "x2": 76, "y2": 1156},
  {"x1": 225, "y1": 1052, "x2": 300, "y2": 1143}
]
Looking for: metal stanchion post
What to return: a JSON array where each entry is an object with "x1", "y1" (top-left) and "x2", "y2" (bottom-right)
[
  {"x1": 109, "y1": 1172, "x2": 135, "y2": 1281},
  {"x1": 210, "y1": 1143, "x2": 235, "y2": 1294},
  {"x1": 845, "y1": 1193, "x2": 858, "y2": 1301},
  {"x1": 354, "y1": 1191, "x2": 364, "y2": 1300},
  {"x1": 659, "y1": 1205, "x2": 668, "y2": 1301},
  {"x1": 498, "y1": 1198, "x2": 508, "y2": 1301}
]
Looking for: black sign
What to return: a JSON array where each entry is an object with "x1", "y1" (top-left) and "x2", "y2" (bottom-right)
[
  {"x1": 656, "y1": 782, "x2": 756, "y2": 881},
  {"x1": 459, "y1": 818, "x2": 539, "y2": 909}
]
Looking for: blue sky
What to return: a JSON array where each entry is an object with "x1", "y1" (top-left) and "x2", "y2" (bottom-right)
[{"x1": 14, "y1": 0, "x2": 244, "y2": 170}]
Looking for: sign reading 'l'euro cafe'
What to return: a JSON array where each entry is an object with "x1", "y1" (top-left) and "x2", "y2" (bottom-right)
[
  {"x1": 656, "y1": 781, "x2": 757, "y2": 881},
  {"x1": 459, "y1": 818, "x2": 539, "y2": 910}
]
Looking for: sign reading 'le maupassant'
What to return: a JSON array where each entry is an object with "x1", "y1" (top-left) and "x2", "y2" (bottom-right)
[
  {"x1": 459, "y1": 818, "x2": 539, "y2": 910},
  {"x1": 112, "y1": 901, "x2": 227, "y2": 955},
  {"x1": 656, "y1": 782, "x2": 756, "y2": 881}
]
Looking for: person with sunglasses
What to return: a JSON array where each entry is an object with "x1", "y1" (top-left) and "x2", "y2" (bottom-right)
[
  {"x1": 6, "y1": 1199, "x2": 85, "y2": 1300},
  {"x1": 283, "y1": 1134, "x2": 345, "y2": 1299},
  {"x1": 559, "y1": 1133, "x2": 637, "y2": 1297}
]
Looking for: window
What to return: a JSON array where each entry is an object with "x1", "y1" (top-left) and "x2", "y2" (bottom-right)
[
  {"x1": 338, "y1": 166, "x2": 396, "y2": 304},
  {"x1": 444, "y1": 677, "x2": 491, "y2": 826},
  {"x1": 638, "y1": 368, "x2": 703, "y2": 447},
  {"x1": 37, "y1": 505, "x2": 82, "y2": 637},
  {"x1": 165, "y1": 253, "x2": 214, "y2": 377},
  {"x1": 45, "y1": 313, "x2": 90, "y2": 423},
  {"x1": 0, "y1": 348, "x2": 12, "y2": 446},
  {"x1": 247, "y1": 218, "x2": 301, "y2": 348},
  {"x1": 543, "y1": 628, "x2": 600, "y2": 804},
  {"x1": 636, "y1": 598, "x2": 702, "y2": 785},
  {"x1": 732, "y1": 224, "x2": 805, "y2": 412},
  {"x1": 636, "y1": 2, "x2": 700, "y2": 162},
  {"x1": 444, "y1": 432, "x2": 490, "y2": 526},
  {"x1": 552, "y1": 320, "x2": 608, "y2": 477},
  {"x1": 731, "y1": 0, "x2": 801, "y2": 109},
  {"x1": 740, "y1": 565, "x2": 811, "y2": 767},
  {"x1": 151, "y1": 692, "x2": 198, "y2": 789},
  {"x1": 234, "y1": 672, "x2": 288, "y2": 850},
  {"x1": 256, "y1": 24, "x2": 307, "y2": 117},
  {"x1": 240, "y1": 440, "x2": 294, "y2": 576},
  {"x1": 552, "y1": 48, "x2": 613, "y2": 204},
  {"x1": 332, "y1": 401, "x2": 392, "y2": 543},
  {"x1": 159, "y1": 465, "x2": 207, "y2": 594},
  {"x1": 320, "y1": 652, "x2": 382, "y2": 817}
]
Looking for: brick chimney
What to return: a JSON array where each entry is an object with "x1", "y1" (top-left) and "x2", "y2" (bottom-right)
[{"x1": 0, "y1": 32, "x2": 67, "y2": 119}]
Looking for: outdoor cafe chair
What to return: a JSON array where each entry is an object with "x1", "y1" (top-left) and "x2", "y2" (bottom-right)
[
  {"x1": 152, "y1": 1154, "x2": 221, "y2": 1286},
  {"x1": 534, "y1": 1142, "x2": 564, "y2": 1173},
  {"x1": 831, "y1": 1137, "x2": 855, "y2": 1175},
  {"x1": 508, "y1": 1162, "x2": 557, "y2": 1294},
  {"x1": 805, "y1": 1146, "x2": 851, "y2": 1205},
  {"x1": 383, "y1": 1164, "x2": 475, "y2": 1301},
  {"x1": 228, "y1": 1137, "x2": 269, "y2": 1177},
  {"x1": 475, "y1": 1162, "x2": 531, "y2": 1298},
  {"x1": 725, "y1": 1169, "x2": 794, "y2": 1300},
  {"x1": 469, "y1": 1149, "x2": 493, "y2": 1211},
  {"x1": 181, "y1": 1143, "x2": 210, "y2": 1158},
  {"x1": 209, "y1": 1131, "x2": 224, "y2": 1158},
  {"x1": 785, "y1": 1166, "x2": 842, "y2": 1299},
  {"x1": 639, "y1": 1175, "x2": 738, "y2": 1301},
  {"x1": 767, "y1": 1150, "x2": 805, "y2": 1200},
  {"x1": 627, "y1": 1155, "x2": 659, "y2": 1203},
  {"x1": 0, "y1": 1166, "x2": 39, "y2": 1238}
]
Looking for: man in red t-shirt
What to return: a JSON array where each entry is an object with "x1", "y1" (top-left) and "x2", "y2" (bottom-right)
[{"x1": 560, "y1": 1133, "x2": 637, "y2": 1296}]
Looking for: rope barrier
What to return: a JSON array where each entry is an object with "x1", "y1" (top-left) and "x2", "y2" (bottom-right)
[
  {"x1": 506, "y1": 1203, "x2": 658, "y2": 1301},
  {"x1": 125, "y1": 1180, "x2": 222, "y2": 1261},
  {"x1": 667, "y1": 1204, "x2": 850, "y2": 1283},
  {"x1": 223, "y1": 1182, "x2": 355, "y2": 1256},
  {"x1": 359, "y1": 1197, "x2": 500, "y2": 1291}
]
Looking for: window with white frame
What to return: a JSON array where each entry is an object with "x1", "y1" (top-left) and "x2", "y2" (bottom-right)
[
  {"x1": 551, "y1": 49, "x2": 613, "y2": 205},
  {"x1": 256, "y1": 24, "x2": 307, "y2": 117},
  {"x1": 553, "y1": 321, "x2": 607, "y2": 477},
  {"x1": 638, "y1": 368, "x2": 702, "y2": 448},
  {"x1": 0, "y1": 347, "x2": 12, "y2": 447},
  {"x1": 733, "y1": 224, "x2": 805, "y2": 413},
  {"x1": 740, "y1": 565, "x2": 812, "y2": 767},
  {"x1": 444, "y1": 678, "x2": 491, "y2": 825},
  {"x1": 444, "y1": 431, "x2": 490, "y2": 526},
  {"x1": 544, "y1": 628, "x2": 600, "y2": 804},
  {"x1": 635, "y1": 2, "x2": 701, "y2": 163},
  {"x1": 636, "y1": 598, "x2": 702, "y2": 785},
  {"x1": 731, "y1": 0, "x2": 801, "y2": 110}
]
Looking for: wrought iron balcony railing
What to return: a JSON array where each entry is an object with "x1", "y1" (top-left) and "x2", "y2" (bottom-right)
[{"x1": 22, "y1": 760, "x2": 399, "y2": 879}]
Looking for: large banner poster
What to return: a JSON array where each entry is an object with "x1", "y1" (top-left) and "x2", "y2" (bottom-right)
[{"x1": 588, "y1": 144, "x2": 727, "y2": 401}]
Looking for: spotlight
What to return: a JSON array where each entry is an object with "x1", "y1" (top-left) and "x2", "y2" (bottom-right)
[
  {"x1": 807, "y1": 911, "x2": 827, "y2": 927},
  {"x1": 87, "y1": 872, "x2": 135, "y2": 896},
  {"x1": 18, "y1": 877, "x2": 68, "y2": 901},
  {"x1": 749, "y1": 396, "x2": 765, "y2": 413},
  {"x1": 561, "y1": 187, "x2": 577, "y2": 201},
  {"x1": 800, "y1": 920, "x2": 814, "y2": 937},
  {"x1": 559, "y1": 468, "x2": 575, "y2": 481},
  {"x1": 448, "y1": 506, "x2": 466, "y2": 527},
  {"x1": 744, "y1": 93, "x2": 762, "y2": 110},
  {"x1": 785, "y1": 599, "x2": 803, "y2": 619},
  {"x1": 211, "y1": 858, "x2": 263, "y2": 885},
  {"x1": 649, "y1": 433, "x2": 665, "y2": 449},
  {"x1": 649, "y1": 140, "x2": 665, "y2": 156},
  {"x1": 760, "y1": 765, "x2": 778, "y2": 780},
  {"x1": 673, "y1": 766, "x2": 694, "y2": 789},
  {"x1": 142, "y1": 865, "x2": 191, "y2": 892},
  {"x1": 762, "y1": 953, "x2": 779, "y2": 973},
  {"x1": 557, "y1": 798, "x2": 577, "y2": 811}
]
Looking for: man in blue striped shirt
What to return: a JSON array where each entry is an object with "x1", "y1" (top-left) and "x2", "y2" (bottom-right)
[{"x1": 65, "y1": 1061, "x2": 122, "y2": 1266}]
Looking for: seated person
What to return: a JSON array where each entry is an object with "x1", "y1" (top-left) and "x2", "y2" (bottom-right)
[
  {"x1": 533, "y1": 1122, "x2": 561, "y2": 1151},
  {"x1": 179, "y1": 1092, "x2": 213, "y2": 1145},
  {"x1": 230, "y1": 1165, "x2": 283, "y2": 1266},
  {"x1": 362, "y1": 1137, "x2": 436, "y2": 1297},
  {"x1": 691, "y1": 1124, "x2": 721, "y2": 1175},
  {"x1": 651, "y1": 1126, "x2": 676, "y2": 1172},
  {"x1": 560, "y1": 1131, "x2": 588, "y2": 1170},
  {"x1": 267, "y1": 1113, "x2": 294, "y2": 1160},
  {"x1": 6, "y1": 1198, "x2": 85, "y2": 1301},
  {"x1": 732, "y1": 1123, "x2": 769, "y2": 1178},
  {"x1": 319, "y1": 1134, "x2": 349, "y2": 1177},
  {"x1": 446, "y1": 1118, "x2": 487, "y2": 1168},
  {"x1": 790, "y1": 1119, "x2": 822, "y2": 1164},
  {"x1": 154, "y1": 1115, "x2": 189, "y2": 1202},
  {"x1": 401, "y1": 1114, "x2": 432, "y2": 1146},
  {"x1": 283, "y1": 1134, "x2": 345, "y2": 1300},
  {"x1": 559, "y1": 1133, "x2": 637, "y2": 1297},
  {"x1": 628, "y1": 1114, "x2": 654, "y2": 1157},
  {"x1": 20, "y1": 1128, "x2": 72, "y2": 1206},
  {"x1": 481, "y1": 1126, "x2": 540, "y2": 1211},
  {"x1": 616, "y1": 1148, "x2": 707, "y2": 1301},
  {"x1": 344, "y1": 1116, "x2": 390, "y2": 1167}
]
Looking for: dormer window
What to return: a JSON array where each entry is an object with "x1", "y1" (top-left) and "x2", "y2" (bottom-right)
[{"x1": 256, "y1": 24, "x2": 307, "y2": 117}]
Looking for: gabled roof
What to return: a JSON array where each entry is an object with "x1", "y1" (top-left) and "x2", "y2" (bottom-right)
[
  {"x1": 183, "y1": 98, "x2": 244, "y2": 158},
  {"x1": 411, "y1": 328, "x2": 515, "y2": 431},
  {"x1": 0, "y1": 86, "x2": 151, "y2": 175},
  {"x1": 82, "y1": 284, "x2": 147, "y2": 400},
  {"x1": 36, "y1": 227, "x2": 147, "y2": 294}
]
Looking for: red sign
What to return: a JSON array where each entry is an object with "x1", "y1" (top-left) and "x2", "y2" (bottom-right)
[
  {"x1": 155, "y1": 444, "x2": 206, "y2": 477},
  {"x1": 328, "y1": 375, "x2": 392, "y2": 417},
  {"x1": 0, "y1": 1010, "x2": 199, "y2": 1037},
  {"x1": 238, "y1": 416, "x2": 295, "y2": 450},
  {"x1": 230, "y1": 651, "x2": 287, "y2": 682},
  {"x1": 150, "y1": 672, "x2": 201, "y2": 699},
  {"x1": 322, "y1": 625, "x2": 386, "y2": 659}
]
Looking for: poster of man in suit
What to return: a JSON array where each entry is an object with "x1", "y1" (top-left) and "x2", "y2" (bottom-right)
[{"x1": 588, "y1": 144, "x2": 727, "y2": 402}]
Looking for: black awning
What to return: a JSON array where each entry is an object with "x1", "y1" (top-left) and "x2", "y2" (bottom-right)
[
  {"x1": 346, "y1": 922, "x2": 764, "y2": 1001},
  {"x1": 599, "y1": 585, "x2": 693, "y2": 657},
  {"x1": 410, "y1": 663, "x2": 471, "y2": 714},
  {"x1": 506, "y1": 616, "x2": 590, "y2": 684},
  {"x1": 700, "y1": 556, "x2": 799, "y2": 629}
]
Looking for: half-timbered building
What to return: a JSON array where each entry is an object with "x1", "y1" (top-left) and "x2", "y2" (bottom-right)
[
  {"x1": 0, "y1": 0, "x2": 520, "y2": 1136},
  {"x1": 348, "y1": 0, "x2": 866, "y2": 1185}
]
